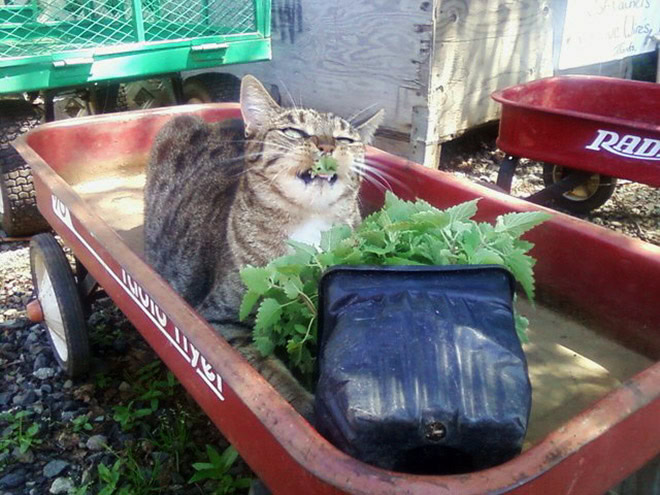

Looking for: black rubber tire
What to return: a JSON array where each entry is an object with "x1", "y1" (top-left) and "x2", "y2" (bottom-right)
[
  {"x1": 0, "y1": 99, "x2": 49, "y2": 237},
  {"x1": 93, "y1": 83, "x2": 129, "y2": 114},
  {"x1": 30, "y1": 233, "x2": 91, "y2": 378},
  {"x1": 183, "y1": 73, "x2": 241, "y2": 103},
  {"x1": 541, "y1": 163, "x2": 617, "y2": 214}
]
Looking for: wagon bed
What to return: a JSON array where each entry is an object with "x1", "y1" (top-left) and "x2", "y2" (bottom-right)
[{"x1": 15, "y1": 104, "x2": 660, "y2": 494}]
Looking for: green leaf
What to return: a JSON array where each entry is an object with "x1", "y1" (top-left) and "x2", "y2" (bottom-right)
[
  {"x1": 218, "y1": 445, "x2": 239, "y2": 470},
  {"x1": 282, "y1": 276, "x2": 303, "y2": 299},
  {"x1": 254, "y1": 298, "x2": 282, "y2": 331},
  {"x1": 320, "y1": 224, "x2": 352, "y2": 251},
  {"x1": 254, "y1": 336, "x2": 275, "y2": 356},
  {"x1": 505, "y1": 250, "x2": 536, "y2": 301},
  {"x1": 239, "y1": 291, "x2": 260, "y2": 321},
  {"x1": 445, "y1": 198, "x2": 480, "y2": 223},
  {"x1": 205, "y1": 444, "x2": 223, "y2": 466},
  {"x1": 471, "y1": 248, "x2": 504, "y2": 265},
  {"x1": 515, "y1": 311, "x2": 530, "y2": 343},
  {"x1": 495, "y1": 211, "x2": 552, "y2": 238},
  {"x1": 287, "y1": 240, "x2": 318, "y2": 257},
  {"x1": 239, "y1": 266, "x2": 271, "y2": 295},
  {"x1": 410, "y1": 210, "x2": 450, "y2": 229}
]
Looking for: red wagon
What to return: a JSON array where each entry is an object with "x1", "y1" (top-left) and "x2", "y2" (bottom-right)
[
  {"x1": 14, "y1": 104, "x2": 660, "y2": 494},
  {"x1": 492, "y1": 76, "x2": 660, "y2": 213}
]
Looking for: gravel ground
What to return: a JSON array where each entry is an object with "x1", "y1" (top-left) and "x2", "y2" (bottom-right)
[
  {"x1": 0, "y1": 129, "x2": 658, "y2": 494},
  {"x1": 0, "y1": 242, "x2": 251, "y2": 494}
]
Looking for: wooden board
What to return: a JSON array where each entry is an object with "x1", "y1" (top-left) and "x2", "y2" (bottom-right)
[
  {"x1": 209, "y1": 0, "x2": 430, "y2": 141},
  {"x1": 426, "y1": 0, "x2": 554, "y2": 147}
]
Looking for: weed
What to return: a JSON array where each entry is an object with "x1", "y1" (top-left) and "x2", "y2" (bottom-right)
[
  {"x1": 0, "y1": 410, "x2": 42, "y2": 454},
  {"x1": 113, "y1": 361, "x2": 180, "y2": 432},
  {"x1": 94, "y1": 372, "x2": 112, "y2": 389},
  {"x1": 71, "y1": 414, "x2": 94, "y2": 433},
  {"x1": 98, "y1": 459, "x2": 122, "y2": 495},
  {"x1": 189, "y1": 445, "x2": 252, "y2": 494},
  {"x1": 152, "y1": 408, "x2": 194, "y2": 472}
]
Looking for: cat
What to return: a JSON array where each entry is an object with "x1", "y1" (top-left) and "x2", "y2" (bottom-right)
[{"x1": 144, "y1": 75, "x2": 383, "y2": 420}]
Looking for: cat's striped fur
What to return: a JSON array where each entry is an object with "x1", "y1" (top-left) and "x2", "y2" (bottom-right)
[{"x1": 144, "y1": 75, "x2": 383, "y2": 419}]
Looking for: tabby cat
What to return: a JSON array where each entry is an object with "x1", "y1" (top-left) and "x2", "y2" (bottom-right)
[{"x1": 144, "y1": 75, "x2": 383, "y2": 419}]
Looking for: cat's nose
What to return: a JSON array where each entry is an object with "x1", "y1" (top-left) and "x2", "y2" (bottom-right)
[
  {"x1": 318, "y1": 142, "x2": 335, "y2": 154},
  {"x1": 311, "y1": 136, "x2": 335, "y2": 154}
]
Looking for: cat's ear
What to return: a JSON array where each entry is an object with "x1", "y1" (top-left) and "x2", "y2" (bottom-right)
[
  {"x1": 240, "y1": 75, "x2": 280, "y2": 135},
  {"x1": 354, "y1": 109, "x2": 384, "y2": 144}
]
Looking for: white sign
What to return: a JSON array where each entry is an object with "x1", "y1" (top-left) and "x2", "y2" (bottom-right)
[{"x1": 559, "y1": 0, "x2": 660, "y2": 69}]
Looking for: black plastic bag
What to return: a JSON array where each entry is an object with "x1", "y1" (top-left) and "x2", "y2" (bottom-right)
[{"x1": 314, "y1": 265, "x2": 531, "y2": 474}]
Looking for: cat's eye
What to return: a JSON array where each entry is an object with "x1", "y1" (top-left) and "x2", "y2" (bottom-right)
[
  {"x1": 336, "y1": 136, "x2": 355, "y2": 144},
  {"x1": 281, "y1": 127, "x2": 309, "y2": 139}
]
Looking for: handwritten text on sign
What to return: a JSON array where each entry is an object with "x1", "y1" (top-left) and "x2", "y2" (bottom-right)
[{"x1": 559, "y1": 0, "x2": 660, "y2": 69}]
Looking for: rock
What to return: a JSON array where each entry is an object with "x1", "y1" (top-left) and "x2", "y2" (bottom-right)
[
  {"x1": 86, "y1": 435, "x2": 108, "y2": 451},
  {"x1": 3, "y1": 309, "x2": 19, "y2": 319},
  {"x1": 33, "y1": 354, "x2": 49, "y2": 370},
  {"x1": 62, "y1": 380, "x2": 73, "y2": 390},
  {"x1": 60, "y1": 411, "x2": 76, "y2": 422},
  {"x1": 62, "y1": 400, "x2": 81, "y2": 412},
  {"x1": 43, "y1": 460, "x2": 69, "y2": 479},
  {"x1": 11, "y1": 446, "x2": 34, "y2": 463},
  {"x1": 0, "y1": 392, "x2": 13, "y2": 406},
  {"x1": 0, "y1": 471, "x2": 26, "y2": 489},
  {"x1": 0, "y1": 319, "x2": 24, "y2": 330},
  {"x1": 40, "y1": 384, "x2": 53, "y2": 395},
  {"x1": 33, "y1": 367, "x2": 56, "y2": 380},
  {"x1": 118, "y1": 382, "x2": 131, "y2": 392},
  {"x1": 12, "y1": 390, "x2": 37, "y2": 406},
  {"x1": 49, "y1": 477, "x2": 74, "y2": 494}
]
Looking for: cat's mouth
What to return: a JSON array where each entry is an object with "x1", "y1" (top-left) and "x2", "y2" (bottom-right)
[{"x1": 297, "y1": 170, "x2": 338, "y2": 185}]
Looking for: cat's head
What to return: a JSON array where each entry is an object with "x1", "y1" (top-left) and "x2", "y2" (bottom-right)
[{"x1": 240, "y1": 75, "x2": 384, "y2": 213}]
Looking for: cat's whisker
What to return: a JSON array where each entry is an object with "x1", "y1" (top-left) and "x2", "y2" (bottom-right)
[
  {"x1": 348, "y1": 103, "x2": 379, "y2": 125},
  {"x1": 353, "y1": 169, "x2": 391, "y2": 192},
  {"x1": 353, "y1": 161, "x2": 410, "y2": 193},
  {"x1": 352, "y1": 163, "x2": 393, "y2": 190},
  {"x1": 278, "y1": 78, "x2": 299, "y2": 111}
]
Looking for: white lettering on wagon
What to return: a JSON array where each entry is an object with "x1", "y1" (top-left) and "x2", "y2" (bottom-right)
[
  {"x1": 50, "y1": 194, "x2": 225, "y2": 402},
  {"x1": 121, "y1": 270, "x2": 225, "y2": 401},
  {"x1": 586, "y1": 129, "x2": 660, "y2": 161}
]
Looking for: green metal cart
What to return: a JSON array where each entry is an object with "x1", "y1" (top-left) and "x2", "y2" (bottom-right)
[{"x1": 0, "y1": 0, "x2": 271, "y2": 235}]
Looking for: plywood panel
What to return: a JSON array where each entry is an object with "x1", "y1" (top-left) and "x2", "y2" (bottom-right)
[
  {"x1": 428, "y1": 0, "x2": 554, "y2": 144},
  {"x1": 203, "y1": 0, "x2": 431, "y2": 138}
]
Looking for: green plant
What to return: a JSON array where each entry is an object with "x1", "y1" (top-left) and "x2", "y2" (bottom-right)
[
  {"x1": 71, "y1": 414, "x2": 93, "y2": 433},
  {"x1": 152, "y1": 408, "x2": 194, "y2": 472},
  {"x1": 98, "y1": 459, "x2": 122, "y2": 495},
  {"x1": 113, "y1": 362, "x2": 179, "y2": 431},
  {"x1": 0, "y1": 410, "x2": 42, "y2": 454},
  {"x1": 94, "y1": 372, "x2": 111, "y2": 389},
  {"x1": 71, "y1": 483, "x2": 91, "y2": 495},
  {"x1": 189, "y1": 445, "x2": 252, "y2": 494},
  {"x1": 240, "y1": 192, "x2": 551, "y2": 381}
]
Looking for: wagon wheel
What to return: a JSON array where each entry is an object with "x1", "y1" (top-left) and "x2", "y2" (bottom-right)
[
  {"x1": 542, "y1": 163, "x2": 617, "y2": 214},
  {"x1": 183, "y1": 73, "x2": 241, "y2": 103},
  {"x1": 0, "y1": 99, "x2": 50, "y2": 237},
  {"x1": 30, "y1": 233, "x2": 91, "y2": 377}
]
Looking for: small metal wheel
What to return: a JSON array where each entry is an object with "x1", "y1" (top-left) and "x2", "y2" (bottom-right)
[
  {"x1": 183, "y1": 73, "x2": 241, "y2": 103},
  {"x1": 29, "y1": 233, "x2": 90, "y2": 377},
  {"x1": 542, "y1": 163, "x2": 617, "y2": 214}
]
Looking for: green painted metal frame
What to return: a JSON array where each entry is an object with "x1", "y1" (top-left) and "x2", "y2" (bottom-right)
[{"x1": 0, "y1": 0, "x2": 271, "y2": 95}]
